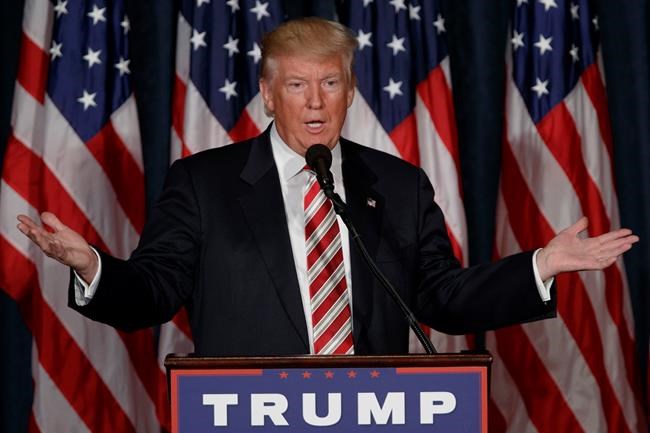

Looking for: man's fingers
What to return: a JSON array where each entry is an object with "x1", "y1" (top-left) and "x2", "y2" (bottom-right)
[
  {"x1": 41, "y1": 211, "x2": 66, "y2": 232},
  {"x1": 596, "y1": 228, "x2": 635, "y2": 244},
  {"x1": 565, "y1": 216, "x2": 589, "y2": 236}
]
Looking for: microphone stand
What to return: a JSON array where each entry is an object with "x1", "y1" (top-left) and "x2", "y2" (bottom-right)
[{"x1": 322, "y1": 186, "x2": 437, "y2": 355}]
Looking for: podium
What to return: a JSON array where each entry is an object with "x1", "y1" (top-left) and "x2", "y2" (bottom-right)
[{"x1": 165, "y1": 353, "x2": 491, "y2": 433}]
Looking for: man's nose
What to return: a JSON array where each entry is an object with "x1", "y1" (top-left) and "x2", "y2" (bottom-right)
[{"x1": 306, "y1": 83, "x2": 324, "y2": 109}]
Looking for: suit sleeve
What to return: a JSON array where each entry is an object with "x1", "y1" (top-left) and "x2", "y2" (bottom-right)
[
  {"x1": 68, "y1": 159, "x2": 202, "y2": 331},
  {"x1": 412, "y1": 169, "x2": 556, "y2": 334}
]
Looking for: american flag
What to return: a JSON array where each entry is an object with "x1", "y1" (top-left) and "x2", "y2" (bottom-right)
[
  {"x1": 340, "y1": 0, "x2": 470, "y2": 354},
  {"x1": 490, "y1": 0, "x2": 645, "y2": 432},
  {"x1": 0, "y1": 0, "x2": 170, "y2": 431}
]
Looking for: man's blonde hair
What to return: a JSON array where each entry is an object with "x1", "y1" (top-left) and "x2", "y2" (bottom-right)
[{"x1": 260, "y1": 17, "x2": 358, "y2": 84}]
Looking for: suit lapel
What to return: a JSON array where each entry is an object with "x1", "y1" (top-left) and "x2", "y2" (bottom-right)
[
  {"x1": 238, "y1": 130, "x2": 309, "y2": 351},
  {"x1": 341, "y1": 140, "x2": 384, "y2": 354}
]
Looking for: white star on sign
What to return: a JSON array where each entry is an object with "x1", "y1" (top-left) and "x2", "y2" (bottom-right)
[
  {"x1": 531, "y1": 77, "x2": 549, "y2": 97},
  {"x1": 383, "y1": 78, "x2": 403, "y2": 99},
  {"x1": 363, "y1": 0, "x2": 374, "y2": 6},
  {"x1": 77, "y1": 90, "x2": 97, "y2": 110},
  {"x1": 433, "y1": 13, "x2": 446, "y2": 34},
  {"x1": 115, "y1": 56, "x2": 131, "y2": 76},
  {"x1": 569, "y1": 44, "x2": 579, "y2": 62},
  {"x1": 219, "y1": 79, "x2": 238, "y2": 100},
  {"x1": 250, "y1": 1, "x2": 270, "y2": 21},
  {"x1": 227, "y1": 0, "x2": 240, "y2": 12},
  {"x1": 54, "y1": 0, "x2": 68, "y2": 18},
  {"x1": 389, "y1": 0, "x2": 407, "y2": 13},
  {"x1": 87, "y1": 4, "x2": 106, "y2": 25},
  {"x1": 121, "y1": 16, "x2": 130, "y2": 34},
  {"x1": 356, "y1": 29, "x2": 372, "y2": 50},
  {"x1": 247, "y1": 42, "x2": 262, "y2": 63},
  {"x1": 533, "y1": 34, "x2": 553, "y2": 55},
  {"x1": 538, "y1": 0, "x2": 558, "y2": 11},
  {"x1": 83, "y1": 47, "x2": 102, "y2": 68},
  {"x1": 223, "y1": 35, "x2": 239, "y2": 57},
  {"x1": 386, "y1": 34, "x2": 406, "y2": 55},
  {"x1": 190, "y1": 29, "x2": 207, "y2": 50},
  {"x1": 50, "y1": 41, "x2": 63, "y2": 60},
  {"x1": 570, "y1": 3, "x2": 579, "y2": 20},
  {"x1": 409, "y1": 4, "x2": 421, "y2": 21},
  {"x1": 197, "y1": 0, "x2": 210, "y2": 6},
  {"x1": 511, "y1": 30, "x2": 525, "y2": 50}
]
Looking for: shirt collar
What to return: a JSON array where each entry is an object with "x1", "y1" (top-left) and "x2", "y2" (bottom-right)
[{"x1": 269, "y1": 122, "x2": 343, "y2": 185}]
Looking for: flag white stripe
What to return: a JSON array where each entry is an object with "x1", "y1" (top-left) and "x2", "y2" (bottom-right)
[
  {"x1": 176, "y1": 14, "x2": 191, "y2": 85},
  {"x1": 245, "y1": 92, "x2": 273, "y2": 132},
  {"x1": 183, "y1": 81, "x2": 232, "y2": 153},
  {"x1": 22, "y1": 0, "x2": 51, "y2": 51},
  {"x1": 110, "y1": 96, "x2": 144, "y2": 172}
]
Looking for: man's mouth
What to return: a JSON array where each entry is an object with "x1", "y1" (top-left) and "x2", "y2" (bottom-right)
[{"x1": 305, "y1": 121, "x2": 325, "y2": 131}]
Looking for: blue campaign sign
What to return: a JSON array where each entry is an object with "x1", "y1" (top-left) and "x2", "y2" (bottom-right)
[{"x1": 171, "y1": 366, "x2": 487, "y2": 432}]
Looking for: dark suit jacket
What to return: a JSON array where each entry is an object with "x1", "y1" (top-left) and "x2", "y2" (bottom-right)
[{"x1": 70, "y1": 128, "x2": 555, "y2": 356}]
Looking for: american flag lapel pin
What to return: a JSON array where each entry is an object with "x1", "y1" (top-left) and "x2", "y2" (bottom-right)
[{"x1": 366, "y1": 197, "x2": 377, "y2": 208}]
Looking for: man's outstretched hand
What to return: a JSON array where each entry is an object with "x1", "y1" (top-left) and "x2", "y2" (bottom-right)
[
  {"x1": 17, "y1": 212, "x2": 98, "y2": 284},
  {"x1": 536, "y1": 217, "x2": 639, "y2": 281}
]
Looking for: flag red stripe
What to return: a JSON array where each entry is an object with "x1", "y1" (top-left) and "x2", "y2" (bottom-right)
[
  {"x1": 27, "y1": 411, "x2": 41, "y2": 433},
  {"x1": 488, "y1": 396, "x2": 508, "y2": 433},
  {"x1": 388, "y1": 112, "x2": 420, "y2": 166},
  {"x1": 16, "y1": 32, "x2": 47, "y2": 104},
  {"x1": 580, "y1": 64, "x2": 614, "y2": 162},
  {"x1": 0, "y1": 238, "x2": 137, "y2": 433},
  {"x1": 445, "y1": 222, "x2": 464, "y2": 264},
  {"x1": 86, "y1": 122, "x2": 146, "y2": 233},
  {"x1": 229, "y1": 109, "x2": 261, "y2": 143},
  {"x1": 500, "y1": 139, "x2": 632, "y2": 433},
  {"x1": 3, "y1": 135, "x2": 170, "y2": 430},
  {"x1": 172, "y1": 75, "x2": 187, "y2": 143},
  {"x1": 171, "y1": 307, "x2": 193, "y2": 340}
]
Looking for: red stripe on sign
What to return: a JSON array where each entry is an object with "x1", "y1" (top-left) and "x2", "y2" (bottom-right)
[
  {"x1": 500, "y1": 140, "x2": 632, "y2": 433},
  {"x1": 86, "y1": 122, "x2": 146, "y2": 233},
  {"x1": 2, "y1": 135, "x2": 110, "y2": 252},
  {"x1": 16, "y1": 32, "x2": 48, "y2": 104},
  {"x1": 494, "y1": 325, "x2": 586, "y2": 433},
  {"x1": 417, "y1": 66, "x2": 462, "y2": 195},
  {"x1": 229, "y1": 109, "x2": 261, "y2": 143},
  {"x1": 389, "y1": 113, "x2": 420, "y2": 166},
  {"x1": 580, "y1": 64, "x2": 614, "y2": 163},
  {"x1": 0, "y1": 238, "x2": 137, "y2": 433}
]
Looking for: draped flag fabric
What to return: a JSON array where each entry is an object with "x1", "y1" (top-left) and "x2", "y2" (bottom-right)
[
  {"x1": 340, "y1": 0, "x2": 470, "y2": 353},
  {"x1": 0, "y1": 0, "x2": 171, "y2": 432},
  {"x1": 162, "y1": 0, "x2": 285, "y2": 360},
  {"x1": 490, "y1": 1, "x2": 645, "y2": 432}
]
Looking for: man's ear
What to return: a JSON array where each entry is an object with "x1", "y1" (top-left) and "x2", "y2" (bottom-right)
[
  {"x1": 346, "y1": 84, "x2": 355, "y2": 108},
  {"x1": 259, "y1": 78, "x2": 274, "y2": 114}
]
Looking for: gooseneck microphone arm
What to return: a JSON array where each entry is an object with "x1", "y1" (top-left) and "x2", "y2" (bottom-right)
[{"x1": 305, "y1": 144, "x2": 437, "y2": 355}]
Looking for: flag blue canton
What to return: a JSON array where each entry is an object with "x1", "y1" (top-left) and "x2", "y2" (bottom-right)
[
  {"x1": 181, "y1": 0, "x2": 283, "y2": 132},
  {"x1": 344, "y1": 0, "x2": 448, "y2": 133},
  {"x1": 511, "y1": 0, "x2": 600, "y2": 123},
  {"x1": 47, "y1": 0, "x2": 132, "y2": 142}
]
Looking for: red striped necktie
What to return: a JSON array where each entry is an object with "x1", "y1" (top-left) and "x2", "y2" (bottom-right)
[{"x1": 304, "y1": 171, "x2": 354, "y2": 355}]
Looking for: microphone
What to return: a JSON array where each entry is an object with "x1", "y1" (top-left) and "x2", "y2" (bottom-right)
[
  {"x1": 303, "y1": 144, "x2": 437, "y2": 355},
  {"x1": 305, "y1": 144, "x2": 335, "y2": 197}
]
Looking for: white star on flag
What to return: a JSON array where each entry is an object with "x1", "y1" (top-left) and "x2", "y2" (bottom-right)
[
  {"x1": 383, "y1": 78, "x2": 403, "y2": 99},
  {"x1": 570, "y1": 3, "x2": 579, "y2": 20},
  {"x1": 83, "y1": 47, "x2": 102, "y2": 68},
  {"x1": 356, "y1": 29, "x2": 372, "y2": 50},
  {"x1": 511, "y1": 30, "x2": 525, "y2": 50},
  {"x1": 408, "y1": 4, "x2": 421, "y2": 20},
  {"x1": 227, "y1": 0, "x2": 240, "y2": 13},
  {"x1": 190, "y1": 29, "x2": 207, "y2": 50},
  {"x1": 538, "y1": 0, "x2": 558, "y2": 11},
  {"x1": 592, "y1": 16, "x2": 599, "y2": 30},
  {"x1": 387, "y1": 34, "x2": 406, "y2": 55},
  {"x1": 531, "y1": 77, "x2": 549, "y2": 97},
  {"x1": 516, "y1": 0, "x2": 528, "y2": 6},
  {"x1": 53, "y1": 0, "x2": 68, "y2": 17},
  {"x1": 433, "y1": 14, "x2": 446, "y2": 34},
  {"x1": 569, "y1": 44, "x2": 579, "y2": 62},
  {"x1": 115, "y1": 57, "x2": 131, "y2": 76},
  {"x1": 121, "y1": 16, "x2": 130, "y2": 34},
  {"x1": 363, "y1": 0, "x2": 374, "y2": 6},
  {"x1": 389, "y1": 0, "x2": 407, "y2": 13},
  {"x1": 534, "y1": 34, "x2": 553, "y2": 55},
  {"x1": 223, "y1": 35, "x2": 239, "y2": 57},
  {"x1": 197, "y1": 0, "x2": 210, "y2": 6},
  {"x1": 77, "y1": 90, "x2": 97, "y2": 110},
  {"x1": 247, "y1": 42, "x2": 262, "y2": 64},
  {"x1": 219, "y1": 79, "x2": 238, "y2": 100},
  {"x1": 49, "y1": 41, "x2": 63, "y2": 60},
  {"x1": 87, "y1": 4, "x2": 106, "y2": 25},
  {"x1": 250, "y1": 1, "x2": 270, "y2": 21}
]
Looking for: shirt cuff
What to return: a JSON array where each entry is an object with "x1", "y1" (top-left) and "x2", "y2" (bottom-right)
[
  {"x1": 73, "y1": 247, "x2": 102, "y2": 306},
  {"x1": 532, "y1": 248, "x2": 553, "y2": 302}
]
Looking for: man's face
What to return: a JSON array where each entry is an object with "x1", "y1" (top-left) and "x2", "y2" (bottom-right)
[{"x1": 259, "y1": 54, "x2": 355, "y2": 156}]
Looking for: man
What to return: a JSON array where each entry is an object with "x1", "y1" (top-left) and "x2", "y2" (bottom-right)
[{"x1": 16, "y1": 18, "x2": 638, "y2": 356}]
